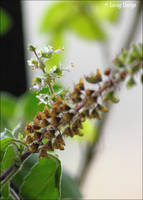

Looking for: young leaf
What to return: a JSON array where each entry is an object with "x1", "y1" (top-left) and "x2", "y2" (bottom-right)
[
  {"x1": 20, "y1": 157, "x2": 61, "y2": 200},
  {"x1": 70, "y1": 13, "x2": 106, "y2": 40},
  {"x1": 0, "y1": 93, "x2": 17, "y2": 131},
  {"x1": 1, "y1": 144, "x2": 18, "y2": 173},
  {"x1": 1, "y1": 128, "x2": 13, "y2": 139}
]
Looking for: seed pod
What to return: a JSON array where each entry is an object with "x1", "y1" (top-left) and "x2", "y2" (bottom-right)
[
  {"x1": 42, "y1": 140, "x2": 53, "y2": 151},
  {"x1": 90, "y1": 108, "x2": 101, "y2": 120},
  {"x1": 85, "y1": 89, "x2": 94, "y2": 96},
  {"x1": 62, "y1": 112, "x2": 74, "y2": 123},
  {"x1": 41, "y1": 119, "x2": 49, "y2": 127},
  {"x1": 98, "y1": 104, "x2": 109, "y2": 113},
  {"x1": 62, "y1": 127, "x2": 73, "y2": 137},
  {"x1": 40, "y1": 112, "x2": 47, "y2": 121},
  {"x1": 32, "y1": 124, "x2": 41, "y2": 130},
  {"x1": 104, "y1": 68, "x2": 111, "y2": 76},
  {"x1": 78, "y1": 112, "x2": 86, "y2": 122},
  {"x1": 62, "y1": 103, "x2": 71, "y2": 111},
  {"x1": 25, "y1": 123, "x2": 33, "y2": 134},
  {"x1": 56, "y1": 134, "x2": 65, "y2": 145},
  {"x1": 52, "y1": 136, "x2": 65, "y2": 150},
  {"x1": 44, "y1": 106, "x2": 51, "y2": 118},
  {"x1": 33, "y1": 131, "x2": 42, "y2": 140},
  {"x1": 28, "y1": 143, "x2": 39, "y2": 153},
  {"x1": 78, "y1": 78, "x2": 84, "y2": 90},
  {"x1": 39, "y1": 149, "x2": 49, "y2": 158},
  {"x1": 25, "y1": 135, "x2": 33, "y2": 144},
  {"x1": 44, "y1": 129, "x2": 55, "y2": 139},
  {"x1": 85, "y1": 69, "x2": 102, "y2": 84},
  {"x1": 35, "y1": 112, "x2": 42, "y2": 120},
  {"x1": 72, "y1": 119, "x2": 82, "y2": 129},
  {"x1": 51, "y1": 117, "x2": 61, "y2": 126},
  {"x1": 55, "y1": 96, "x2": 63, "y2": 105}
]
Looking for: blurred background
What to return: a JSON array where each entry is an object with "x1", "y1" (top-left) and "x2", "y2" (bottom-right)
[{"x1": 0, "y1": 1, "x2": 142, "y2": 199}]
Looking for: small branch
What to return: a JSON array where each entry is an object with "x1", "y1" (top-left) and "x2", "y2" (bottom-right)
[
  {"x1": 10, "y1": 187, "x2": 20, "y2": 200},
  {"x1": 47, "y1": 77, "x2": 54, "y2": 96}
]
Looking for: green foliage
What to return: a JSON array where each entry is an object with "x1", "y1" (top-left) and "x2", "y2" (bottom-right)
[
  {"x1": 0, "y1": 44, "x2": 142, "y2": 200},
  {"x1": 0, "y1": 182, "x2": 10, "y2": 199},
  {"x1": 0, "y1": 93, "x2": 17, "y2": 131},
  {"x1": 61, "y1": 171, "x2": 82, "y2": 199},
  {"x1": 39, "y1": 1, "x2": 120, "y2": 42},
  {"x1": 1, "y1": 145, "x2": 18, "y2": 173},
  {"x1": 0, "y1": 8, "x2": 12, "y2": 35},
  {"x1": 127, "y1": 77, "x2": 136, "y2": 88},
  {"x1": 104, "y1": 90, "x2": 119, "y2": 103},
  {"x1": 20, "y1": 157, "x2": 61, "y2": 200},
  {"x1": 39, "y1": 1, "x2": 120, "y2": 64}
]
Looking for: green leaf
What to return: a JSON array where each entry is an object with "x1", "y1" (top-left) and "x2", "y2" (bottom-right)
[
  {"x1": 15, "y1": 92, "x2": 44, "y2": 123},
  {"x1": 45, "y1": 53, "x2": 63, "y2": 71},
  {"x1": 70, "y1": 13, "x2": 106, "y2": 40},
  {"x1": 127, "y1": 77, "x2": 136, "y2": 88},
  {"x1": 0, "y1": 182, "x2": 10, "y2": 199},
  {"x1": 1, "y1": 128, "x2": 13, "y2": 139},
  {"x1": 0, "y1": 93, "x2": 17, "y2": 131},
  {"x1": 12, "y1": 154, "x2": 38, "y2": 189},
  {"x1": 20, "y1": 157, "x2": 61, "y2": 200},
  {"x1": 1, "y1": 145, "x2": 18, "y2": 173},
  {"x1": 39, "y1": 2, "x2": 75, "y2": 34},
  {"x1": 92, "y1": 1, "x2": 120, "y2": 23},
  {"x1": 61, "y1": 171, "x2": 82, "y2": 198},
  {"x1": 0, "y1": 138, "x2": 14, "y2": 173},
  {"x1": 0, "y1": 138, "x2": 13, "y2": 152},
  {"x1": 0, "y1": 8, "x2": 12, "y2": 35}
]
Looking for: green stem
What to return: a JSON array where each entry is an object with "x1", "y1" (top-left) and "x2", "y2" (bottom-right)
[
  {"x1": 10, "y1": 187, "x2": 20, "y2": 200},
  {"x1": 12, "y1": 139, "x2": 28, "y2": 149},
  {"x1": 47, "y1": 77, "x2": 54, "y2": 96}
]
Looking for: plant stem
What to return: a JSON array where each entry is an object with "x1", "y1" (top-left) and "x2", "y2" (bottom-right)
[
  {"x1": 47, "y1": 77, "x2": 54, "y2": 96},
  {"x1": 78, "y1": 0, "x2": 142, "y2": 185},
  {"x1": 10, "y1": 187, "x2": 20, "y2": 200}
]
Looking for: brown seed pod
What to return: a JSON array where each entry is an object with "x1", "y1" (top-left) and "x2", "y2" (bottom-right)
[
  {"x1": 40, "y1": 119, "x2": 49, "y2": 127},
  {"x1": 104, "y1": 68, "x2": 111, "y2": 76},
  {"x1": 33, "y1": 131, "x2": 42, "y2": 140},
  {"x1": 25, "y1": 135, "x2": 34, "y2": 144},
  {"x1": 32, "y1": 124, "x2": 41, "y2": 130},
  {"x1": 90, "y1": 108, "x2": 101, "y2": 120},
  {"x1": 28, "y1": 143, "x2": 39, "y2": 153},
  {"x1": 51, "y1": 117, "x2": 61, "y2": 126},
  {"x1": 85, "y1": 89, "x2": 94, "y2": 96},
  {"x1": 39, "y1": 149, "x2": 49, "y2": 158},
  {"x1": 42, "y1": 140, "x2": 53, "y2": 151},
  {"x1": 25, "y1": 123, "x2": 33, "y2": 134},
  {"x1": 62, "y1": 127, "x2": 73, "y2": 137},
  {"x1": 62, "y1": 103, "x2": 71, "y2": 111},
  {"x1": 44, "y1": 129, "x2": 55, "y2": 139},
  {"x1": 43, "y1": 106, "x2": 51, "y2": 118},
  {"x1": 62, "y1": 112, "x2": 74, "y2": 123}
]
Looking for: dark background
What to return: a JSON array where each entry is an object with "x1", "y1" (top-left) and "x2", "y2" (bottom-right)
[{"x1": 0, "y1": 1, "x2": 26, "y2": 97}]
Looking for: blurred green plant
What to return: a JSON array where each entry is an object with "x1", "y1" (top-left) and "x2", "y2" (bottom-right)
[
  {"x1": 0, "y1": 8, "x2": 12, "y2": 35},
  {"x1": 38, "y1": 1, "x2": 120, "y2": 66},
  {"x1": 0, "y1": 43, "x2": 142, "y2": 199}
]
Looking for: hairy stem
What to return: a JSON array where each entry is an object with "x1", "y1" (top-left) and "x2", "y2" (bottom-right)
[{"x1": 78, "y1": 0, "x2": 142, "y2": 185}]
